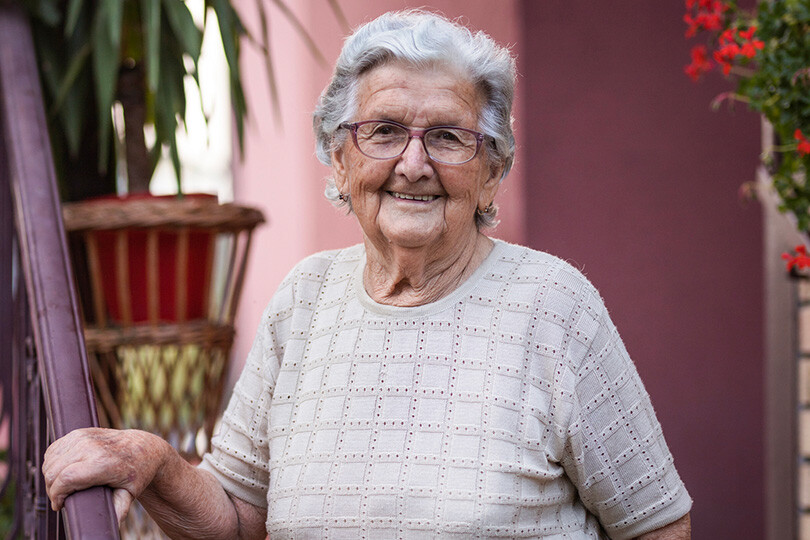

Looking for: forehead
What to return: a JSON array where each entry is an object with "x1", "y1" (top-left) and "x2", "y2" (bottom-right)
[{"x1": 354, "y1": 61, "x2": 482, "y2": 126}]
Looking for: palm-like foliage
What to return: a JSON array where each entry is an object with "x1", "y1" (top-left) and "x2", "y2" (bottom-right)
[{"x1": 22, "y1": 0, "x2": 347, "y2": 198}]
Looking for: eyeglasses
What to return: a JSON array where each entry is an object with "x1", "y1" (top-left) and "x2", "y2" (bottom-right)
[{"x1": 339, "y1": 120, "x2": 486, "y2": 164}]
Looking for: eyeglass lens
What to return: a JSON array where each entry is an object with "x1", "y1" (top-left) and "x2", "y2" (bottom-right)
[{"x1": 354, "y1": 121, "x2": 480, "y2": 163}]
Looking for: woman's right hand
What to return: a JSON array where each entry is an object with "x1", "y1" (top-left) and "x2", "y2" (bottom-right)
[{"x1": 43, "y1": 427, "x2": 172, "y2": 523}]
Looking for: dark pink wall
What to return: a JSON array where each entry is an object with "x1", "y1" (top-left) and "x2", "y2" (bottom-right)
[{"x1": 519, "y1": 2, "x2": 764, "y2": 538}]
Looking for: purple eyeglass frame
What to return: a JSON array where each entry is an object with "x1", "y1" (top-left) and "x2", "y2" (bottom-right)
[{"x1": 339, "y1": 119, "x2": 486, "y2": 164}]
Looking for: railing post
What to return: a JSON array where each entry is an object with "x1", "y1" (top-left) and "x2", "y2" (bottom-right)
[
  {"x1": 0, "y1": 84, "x2": 9, "y2": 437},
  {"x1": 0, "y1": 2, "x2": 120, "y2": 538},
  {"x1": 0, "y1": 50, "x2": 21, "y2": 540},
  {"x1": 0, "y1": 25, "x2": 11, "y2": 428}
]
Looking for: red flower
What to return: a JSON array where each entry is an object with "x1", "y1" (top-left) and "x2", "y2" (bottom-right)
[
  {"x1": 697, "y1": 11, "x2": 723, "y2": 31},
  {"x1": 684, "y1": 0, "x2": 729, "y2": 36},
  {"x1": 740, "y1": 39, "x2": 764, "y2": 58},
  {"x1": 683, "y1": 2, "x2": 750, "y2": 80},
  {"x1": 708, "y1": 26, "x2": 763, "y2": 75},
  {"x1": 684, "y1": 13, "x2": 700, "y2": 37},
  {"x1": 685, "y1": 45, "x2": 713, "y2": 80},
  {"x1": 735, "y1": 26, "x2": 764, "y2": 58},
  {"x1": 783, "y1": 245, "x2": 810, "y2": 271},
  {"x1": 713, "y1": 43, "x2": 739, "y2": 75},
  {"x1": 698, "y1": 0, "x2": 724, "y2": 10},
  {"x1": 718, "y1": 28, "x2": 736, "y2": 45},
  {"x1": 796, "y1": 129, "x2": 810, "y2": 156}
]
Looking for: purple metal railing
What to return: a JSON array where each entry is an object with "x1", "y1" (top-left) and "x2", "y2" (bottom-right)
[{"x1": 0, "y1": 2, "x2": 120, "y2": 539}]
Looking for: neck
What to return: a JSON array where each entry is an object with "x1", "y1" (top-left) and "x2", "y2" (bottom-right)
[{"x1": 363, "y1": 233, "x2": 493, "y2": 307}]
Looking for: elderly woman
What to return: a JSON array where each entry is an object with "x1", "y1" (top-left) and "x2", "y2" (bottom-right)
[{"x1": 44, "y1": 10, "x2": 692, "y2": 540}]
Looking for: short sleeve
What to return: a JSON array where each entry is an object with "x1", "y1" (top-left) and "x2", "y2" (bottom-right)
[
  {"x1": 198, "y1": 276, "x2": 294, "y2": 508},
  {"x1": 560, "y1": 288, "x2": 692, "y2": 539}
]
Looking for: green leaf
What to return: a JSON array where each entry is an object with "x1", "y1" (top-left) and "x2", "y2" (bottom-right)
[
  {"x1": 151, "y1": 32, "x2": 188, "y2": 182},
  {"x1": 31, "y1": 0, "x2": 63, "y2": 27},
  {"x1": 141, "y1": 0, "x2": 161, "y2": 92},
  {"x1": 33, "y1": 22, "x2": 91, "y2": 157},
  {"x1": 168, "y1": 137, "x2": 182, "y2": 193},
  {"x1": 209, "y1": 0, "x2": 247, "y2": 144},
  {"x1": 50, "y1": 42, "x2": 91, "y2": 116},
  {"x1": 231, "y1": 75, "x2": 247, "y2": 156},
  {"x1": 207, "y1": 0, "x2": 241, "y2": 82},
  {"x1": 91, "y1": 0, "x2": 124, "y2": 172},
  {"x1": 100, "y1": 0, "x2": 123, "y2": 53},
  {"x1": 254, "y1": 0, "x2": 280, "y2": 133},
  {"x1": 65, "y1": 0, "x2": 84, "y2": 35},
  {"x1": 161, "y1": 0, "x2": 202, "y2": 60}
]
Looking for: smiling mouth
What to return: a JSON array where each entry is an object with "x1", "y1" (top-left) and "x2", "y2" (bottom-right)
[{"x1": 388, "y1": 191, "x2": 438, "y2": 202}]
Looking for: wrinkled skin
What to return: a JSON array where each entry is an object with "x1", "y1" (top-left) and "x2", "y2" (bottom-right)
[
  {"x1": 635, "y1": 513, "x2": 692, "y2": 540},
  {"x1": 43, "y1": 428, "x2": 266, "y2": 540},
  {"x1": 44, "y1": 428, "x2": 162, "y2": 519},
  {"x1": 332, "y1": 61, "x2": 502, "y2": 307}
]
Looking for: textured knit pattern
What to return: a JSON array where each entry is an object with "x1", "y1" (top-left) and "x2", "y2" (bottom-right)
[{"x1": 200, "y1": 240, "x2": 691, "y2": 539}]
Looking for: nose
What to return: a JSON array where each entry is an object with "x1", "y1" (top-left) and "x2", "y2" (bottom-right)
[{"x1": 394, "y1": 136, "x2": 434, "y2": 182}]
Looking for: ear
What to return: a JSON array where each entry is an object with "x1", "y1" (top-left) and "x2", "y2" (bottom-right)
[
  {"x1": 331, "y1": 144, "x2": 351, "y2": 194},
  {"x1": 478, "y1": 161, "x2": 503, "y2": 209}
]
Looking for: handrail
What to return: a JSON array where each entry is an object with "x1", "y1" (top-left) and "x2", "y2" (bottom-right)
[{"x1": 0, "y1": 2, "x2": 120, "y2": 538}]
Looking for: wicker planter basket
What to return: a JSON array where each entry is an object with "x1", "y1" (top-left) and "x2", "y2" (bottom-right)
[{"x1": 62, "y1": 196, "x2": 264, "y2": 457}]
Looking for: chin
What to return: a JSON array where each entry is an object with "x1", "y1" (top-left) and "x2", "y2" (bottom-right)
[
  {"x1": 382, "y1": 228, "x2": 443, "y2": 249},
  {"x1": 377, "y1": 216, "x2": 444, "y2": 247}
]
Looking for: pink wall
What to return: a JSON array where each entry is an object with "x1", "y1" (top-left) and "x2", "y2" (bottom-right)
[{"x1": 520, "y1": 2, "x2": 764, "y2": 538}]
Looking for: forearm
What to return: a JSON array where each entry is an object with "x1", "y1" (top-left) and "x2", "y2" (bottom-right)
[
  {"x1": 44, "y1": 428, "x2": 266, "y2": 540},
  {"x1": 138, "y1": 447, "x2": 234, "y2": 539},
  {"x1": 137, "y1": 440, "x2": 264, "y2": 540},
  {"x1": 634, "y1": 513, "x2": 691, "y2": 540}
]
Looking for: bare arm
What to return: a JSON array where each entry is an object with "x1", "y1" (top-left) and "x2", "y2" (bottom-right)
[
  {"x1": 635, "y1": 513, "x2": 691, "y2": 540},
  {"x1": 43, "y1": 428, "x2": 266, "y2": 540}
]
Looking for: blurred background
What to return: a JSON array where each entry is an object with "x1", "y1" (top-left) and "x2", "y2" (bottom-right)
[{"x1": 2, "y1": 0, "x2": 791, "y2": 538}]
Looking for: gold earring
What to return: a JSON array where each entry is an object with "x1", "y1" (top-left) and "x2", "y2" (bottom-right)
[{"x1": 476, "y1": 202, "x2": 493, "y2": 216}]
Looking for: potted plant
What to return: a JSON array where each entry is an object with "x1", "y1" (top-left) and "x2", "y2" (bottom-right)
[
  {"x1": 22, "y1": 0, "x2": 347, "y2": 197},
  {"x1": 19, "y1": 0, "x2": 347, "y2": 324},
  {"x1": 18, "y1": 0, "x2": 344, "y2": 461},
  {"x1": 683, "y1": 0, "x2": 810, "y2": 232},
  {"x1": 20, "y1": 0, "x2": 272, "y2": 318}
]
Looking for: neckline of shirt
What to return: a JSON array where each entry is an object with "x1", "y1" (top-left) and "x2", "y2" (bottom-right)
[{"x1": 353, "y1": 238, "x2": 507, "y2": 317}]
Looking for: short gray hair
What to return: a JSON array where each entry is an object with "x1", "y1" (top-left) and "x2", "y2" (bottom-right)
[{"x1": 313, "y1": 10, "x2": 516, "y2": 228}]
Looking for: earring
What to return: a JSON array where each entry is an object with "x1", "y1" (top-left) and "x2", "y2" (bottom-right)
[
  {"x1": 476, "y1": 202, "x2": 494, "y2": 216},
  {"x1": 338, "y1": 193, "x2": 350, "y2": 203}
]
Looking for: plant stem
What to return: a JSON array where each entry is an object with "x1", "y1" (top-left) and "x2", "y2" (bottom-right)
[{"x1": 117, "y1": 64, "x2": 152, "y2": 194}]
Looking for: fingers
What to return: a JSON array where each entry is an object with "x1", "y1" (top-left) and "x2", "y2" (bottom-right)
[
  {"x1": 43, "y1": 428, "x2": 165, "y2": 513},
  {"x1": 46, "y1": 459, "x2": 113, "y2": 512},
  {"x1": 44, "y1": 428, "x2": 109, "y2": 511},
  {"x1": 113, "y1": 488, "x2": 134, "y2": 525},
  {"x1": 43, "y1": 427, "x2": 101, "y2": 479}
]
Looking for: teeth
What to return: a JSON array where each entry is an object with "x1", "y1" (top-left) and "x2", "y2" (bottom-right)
[{"x1": 390, "y1": 191, "x2": 437, "y2": 201}]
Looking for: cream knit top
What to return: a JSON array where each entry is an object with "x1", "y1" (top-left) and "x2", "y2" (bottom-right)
[{"x1": 200, "y1": 240, "x2": 691, "y2": 539}]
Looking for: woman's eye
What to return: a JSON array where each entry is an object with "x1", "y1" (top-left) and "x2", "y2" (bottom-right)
[
  {"x1": 430, "y1": 129, "x2": 463, "y2": 144},
  {"x1": 440, "y1": 131, "x2": 461, "y2": 142},
  {"x1": 367, "y1": 124, "x2": 400, "y2": 138}
]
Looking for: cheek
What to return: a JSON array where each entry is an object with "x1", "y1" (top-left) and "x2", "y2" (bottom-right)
[
  {"x1": 444, "y1": 169, "x2": 489, "y2": 204},
  {"x1": 350, "y1": 163, "x2": 392, "y2": 194}
]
